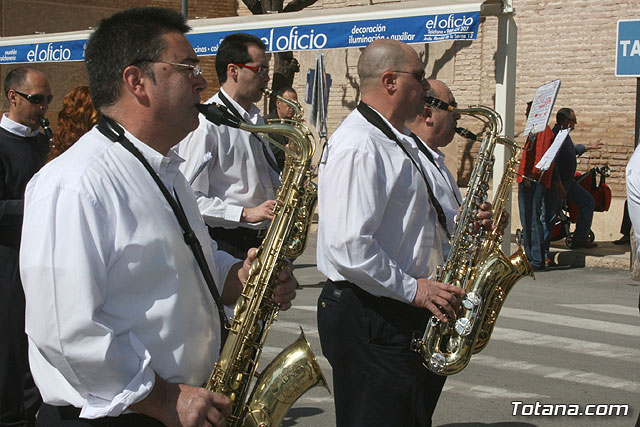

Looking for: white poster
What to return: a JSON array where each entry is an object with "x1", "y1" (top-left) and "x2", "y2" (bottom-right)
[{"x1": 523, "y1": 79, "x2": 561, "y2": 138}]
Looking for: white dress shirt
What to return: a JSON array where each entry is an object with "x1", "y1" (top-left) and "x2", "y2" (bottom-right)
[
  {"x1": 627, "y1": 144, "x2": 640, "y2": 260},
  {"x1": 178, "y1": 88, "x2": 280, "y2": 230},
  {"x1": 316, "y1": 108, "x2": 444, "y2": 304},
  {"x1": 416, "y1": 138, "x2": 462, "y2": 257},
  {"x1": 20, "y1": 126, "x2": 238, "y2": 418},
  {"x1": 1, "y1": 113, "x2": 41, "y2": 137}
]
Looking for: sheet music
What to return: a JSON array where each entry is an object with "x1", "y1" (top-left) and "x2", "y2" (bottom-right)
[
  {"x1": 524, "y1": 79, "x2": 561, "y2": 137},
  {"x1": 535, "y1": 128, "x2": 570, "y2": 171}
]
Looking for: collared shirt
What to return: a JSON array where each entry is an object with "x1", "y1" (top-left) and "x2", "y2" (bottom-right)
[
  {"x1": 20, "y1": 126, "x2": 238, "y2": 419},
  {"x1": 178, "y1": 88, "x2": 280, "y2": 230},
  {"x1": 316, "y1": 108, "x2": 443, "y2": 304},
  {"x1": 1, "y1": 113, "x2": 41, "y2": 137},
  {"x1": 627, "y1": 145, "x2": 640, "y2": 260},
  {"x1": 416, "y1": 138, "x2": 462, "y2": 257}
]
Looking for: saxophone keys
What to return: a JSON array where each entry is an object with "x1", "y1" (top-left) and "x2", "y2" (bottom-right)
[
  {"x1": 462, "y1": 291, "x2": 481, "y2": 310},
  {"x1": 454, "y1": 317, "x2": 472, "y2": 336},
  {"x1": 428, "y1": 353, "x2": 446, "y2": 373}
]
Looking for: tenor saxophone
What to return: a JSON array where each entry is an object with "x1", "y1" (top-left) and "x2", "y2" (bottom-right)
[
  {"x1": 195, "y1": 98, "x2": 328, "y2": 426},
  {"x1": 412, "y1": 96, "x2": 532, "y2": 375}
]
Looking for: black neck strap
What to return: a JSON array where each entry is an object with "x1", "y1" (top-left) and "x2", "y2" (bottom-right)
[
  {"x1": 96, "y1": 115, "x2": 229, "y2": 344},
  {"x1": 217, "y1": 91, "x2": 280, "y2": 173},
  {"x1": 356, "y1": 102, "x2": 451, "y2": 240},
  {"x1": 409, "y1": 133, "x2": 461, "y2": 206}
]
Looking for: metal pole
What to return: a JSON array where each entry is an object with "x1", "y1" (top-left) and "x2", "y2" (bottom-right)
[
  {"x1": 494, "y1": 10, "x2": 517, "y2": 254},
  {"x1": 182, "y1": 0, "x2": 188, "y2": 18},
  {"x1": 633, "y1": 77, "x2": 640, "y2": 148}
]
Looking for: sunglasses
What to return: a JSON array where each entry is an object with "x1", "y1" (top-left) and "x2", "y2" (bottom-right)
[
  {"x1": 14, "y1": 90, "x2": 53, "y2": 105},
  {"x1": 392, "y1": 69, "x2": 426, "y2": 83},
  {"x1": 232, "y1": 63, "x2": 269, "y2": 76}
]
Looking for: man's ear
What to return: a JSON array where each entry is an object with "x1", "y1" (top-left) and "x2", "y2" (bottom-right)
[
  {"x1": 122, "y1": 65, "x2": 149, "y2": 103},
  {"x1": 6, "y1": 89, "x2": 17, "y2": 106},
  {"x1": 423, "y1": 106, "x2": 434, "y2": 125},
  {"x1": 227, "y1": 64, "x2": 239, "y2": 82},
  {"x1": 381, "y1": 71, "x2": 397, "y2": 93}
]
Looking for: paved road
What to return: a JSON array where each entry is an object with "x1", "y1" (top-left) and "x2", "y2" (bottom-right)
[{"x1": 254, "y1": 232, "x2": 640, "y2": 426}]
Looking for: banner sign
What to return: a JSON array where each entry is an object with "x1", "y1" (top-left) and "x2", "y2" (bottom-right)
[
  {"x1": 616, "y1": 19, "x2": 640, "y2": 77},
  {"x1": 189, "y1": 12, "x2": 480, "y2": 56},
  {"x1": 0, "y1": 40, "x2": 87, "y2": 64},
  {"x1": 0, "y1": 11, "x2": 479, "y2": 64}
]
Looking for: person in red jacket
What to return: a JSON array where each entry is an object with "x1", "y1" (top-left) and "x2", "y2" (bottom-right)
[{"x1": 517, "y1": 101, "x2": 563, "y2": 270}]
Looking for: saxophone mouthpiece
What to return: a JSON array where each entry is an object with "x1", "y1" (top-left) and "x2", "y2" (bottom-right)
[
  {"x1": 196, "y1": 103, "x2": 242, "y2": 129},
  {"x1": 425, "y1": 96, "x2": 453, "y2": 112},
  {"x1": 455, "y1": 127, "x2": 479, "y2": 141}
]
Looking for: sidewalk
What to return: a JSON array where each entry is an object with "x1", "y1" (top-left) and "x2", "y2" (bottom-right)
[{"x1": 509, "y1": 234, "x2": 632, "y2": 271}]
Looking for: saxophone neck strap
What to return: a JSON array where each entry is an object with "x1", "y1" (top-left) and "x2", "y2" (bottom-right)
[
  {"x1": 217, "y1": 91, "x2": 280, "y2": 173},
  {"x1": 96, "y1": 115, "x2": 229, "y2": 344},
  {"x1": 356, "y1": 102, "x2": 451, "y2": 240},
  {"x1": 409, "y1": 133, "x2": 461, "y2": 207}
]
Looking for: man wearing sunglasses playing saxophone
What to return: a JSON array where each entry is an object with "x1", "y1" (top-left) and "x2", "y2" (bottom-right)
[
  {"x1": 179, "y1": 33, "x2": 281, "y2": 260},
  {"x1": 0, "y1": 66, "x2": 51, "y2": 426}
]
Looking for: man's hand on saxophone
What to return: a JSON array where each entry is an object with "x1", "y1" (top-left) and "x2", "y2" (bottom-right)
[
  {"x1": 273, "y1": 261, "x2": 298, "y2": 311},
  {"x1": 411, "y1": 278, "x2": 465, "y2": 322},
  {"x1": 227, "y1": 248, "x2": 299, "y2": 310}
]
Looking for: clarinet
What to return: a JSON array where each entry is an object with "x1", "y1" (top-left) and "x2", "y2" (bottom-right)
[{"x1": 39, "y1": 116, "x2": 53, "y2": 141}]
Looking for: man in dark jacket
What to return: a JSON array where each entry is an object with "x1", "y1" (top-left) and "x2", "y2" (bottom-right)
[{"x1": 0, "y1": 66, "x2": 50, "y2": 426}]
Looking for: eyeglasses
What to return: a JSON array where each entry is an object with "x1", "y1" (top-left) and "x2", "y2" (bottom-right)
[
  {"x1": 135, "y1": 60, "x2": 203, "y2": 78},
  {"x1": 392, "y1": 70, "x2": 426, "y2": 83},
  {"x1": 13, "y1": 90, "x2": 53, "y2": 105},
  {"x1": 232, "y1": 63, "x2": 269, "y2": 76}
]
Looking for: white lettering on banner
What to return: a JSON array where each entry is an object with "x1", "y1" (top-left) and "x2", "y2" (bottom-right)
[
  {"x1": 26, "y1": 43, "x2": 71, "y2": 62},
  {"x1": 425, "y1": 14, "x2": 475, "y2": 31},
  {"x1": 351, "y1": 24, "x2": 387, "y2": 34},
  {"x1": 619, "y1": 39, "x2": 640, "y2": 56},
  {"x1": 262, "y1": 27, "x2": 327, "y2": 51}
]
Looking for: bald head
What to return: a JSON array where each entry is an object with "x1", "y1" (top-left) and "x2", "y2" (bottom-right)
[{"x1": 358, "y1": 39, "x2": 420, "y2": 91}]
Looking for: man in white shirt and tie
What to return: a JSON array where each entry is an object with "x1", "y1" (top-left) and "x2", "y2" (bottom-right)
[
  {"x1": 406, "y1": 79, "x2": 463, "y2": 258},
  {"x1": 179, "y1": 33, "x2": 281, "y2": 259}
]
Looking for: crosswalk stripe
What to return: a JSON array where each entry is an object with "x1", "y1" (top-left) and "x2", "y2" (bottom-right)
[
  {"x1": 500, "y1": 307, "x2": 640, "y2": 336},
  {"x1": 292, "y1": 305, "x2": 317, "y2": 312},
  {"x1": 558, "y1": 303, "x2": 639, "y2": 317},
  {"x1": 470, "y1": 354, "x2": 640, "y2": 392},
  {"x1": 443, "y1": 379, "x2": 547, "y2": 399},
  {"x1": 490, "y1": 327, "x2": 640, "y2": 362}
]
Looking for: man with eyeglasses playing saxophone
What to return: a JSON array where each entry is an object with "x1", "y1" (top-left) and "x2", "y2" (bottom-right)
[
  {"x1": 179, "y1": 33, "x2": 281, "y2": 260},
  {"x1": 0, "y1": 66, "x2": 51, "y2": 426},
  {"x1": 316, "y1": 40, "x2": 495, "y2": 427}
]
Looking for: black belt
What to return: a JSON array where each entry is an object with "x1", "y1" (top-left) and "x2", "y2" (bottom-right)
[
  {"x1": 39, "y1": 403, "x2": 163, "y2": 426},
  {"x1": 209, "y1": 226, "x2": 267, "y2": 242},
  {"x1": 328, "y1": 280, "x2": 431, "y2": 325}
]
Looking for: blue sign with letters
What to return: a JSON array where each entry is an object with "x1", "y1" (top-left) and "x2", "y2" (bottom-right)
[
  {"x1": 616, "y1": 20, "x2": 640, "y2": 77},
  {"x1": 0, "y1": 11, "x2": 479, "y2": 64}
]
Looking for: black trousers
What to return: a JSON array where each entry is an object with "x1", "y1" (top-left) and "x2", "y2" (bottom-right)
[
  {"x1": 36, "y1": 404, "x2": 164, "y2": 427},
  {"x1": 0, "y1": 247, "x2": 41, "y2": 427},
  {"x1": 209, "y1": 226, "x2": 265, "y2": 260},
  {"x1": 317, "y1": 280, "x2": 446, "y2": 427}
]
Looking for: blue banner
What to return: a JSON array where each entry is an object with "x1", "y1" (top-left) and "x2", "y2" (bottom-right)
[
  {"x1": 616, "y1": 20, "x2": 640, "y2": 77},
  {"x1": 0, "y1": 11, "x2": 479, "y2": 64},
  {"x1": 189, "y1": 12, "x2": 480, "y2": 56}
]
